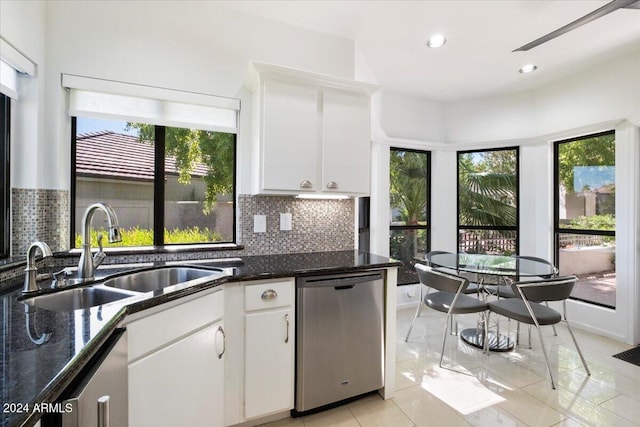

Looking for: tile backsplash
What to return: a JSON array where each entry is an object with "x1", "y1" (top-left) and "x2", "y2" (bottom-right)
[
  {"x1": 9, "y1": 191, "x2": 355, "y2": 259},
  {"x1": 12, "y1": 188, "x2": 69, "y2": 256},
  {"x1": 237, "y1": 194, "x2": 355, "y2": 255}
]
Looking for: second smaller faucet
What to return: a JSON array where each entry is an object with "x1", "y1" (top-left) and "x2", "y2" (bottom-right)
[
  {"x1": 77, "y1": 202, "x2": 123, "y2": 283},
  {"x1": 23, "y1": 241, "x2": 53, "y2": 294}
]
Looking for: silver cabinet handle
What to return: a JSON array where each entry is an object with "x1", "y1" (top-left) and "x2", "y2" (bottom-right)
[
  {"x1": 97, "y1": 395, "x2": 110, "y2": 427},
  {"x1": 326, "y1": 181, "x2": 338, "y2": 189},
  {"x1": 299, "y1": 180, "x2": 313, "y2": 189},
  {"x1": 261, "y1": 289, "x2": 278, "y2": 300},
  {"x1": 285, "y1": 313, "x2": 290, "y2": 344},
  {"x1": 216, "y1": 325, "x2": 226, "y2": 359}
]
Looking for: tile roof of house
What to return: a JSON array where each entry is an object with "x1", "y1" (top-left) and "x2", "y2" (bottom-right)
[{"x1": 76, "y1": 131, "x2": 208, "y2": 181}]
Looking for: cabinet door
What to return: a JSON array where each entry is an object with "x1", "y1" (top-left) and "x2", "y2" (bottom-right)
[
  {"x1": 128, "y1": 321, "x2": 225, "y2": 427},
  {"x1": 262, "y1": 80, "x2": 319, "y2": 192},
  {"x1": 322, "y1": 89, "x2": 371, "y2": 195},
  {"x1": 245, "y1": 308, "x2": 294, "y2": 419}
]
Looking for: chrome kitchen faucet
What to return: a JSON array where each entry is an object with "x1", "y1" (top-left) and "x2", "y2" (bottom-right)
[
  {"x1": 22, "y1": 241, "x2": 53, "y2": 294},
  {"x1": 77, "y1": 202, "x2": 123, "y2": 282}
]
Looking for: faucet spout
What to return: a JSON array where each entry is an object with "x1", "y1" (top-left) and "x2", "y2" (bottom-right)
[
  {"x1": 77, "y1": 202, "x2": 122, "y2": 282},
  {"x1": 23, "y1": 241, "x2": 53, "y2": 295}
]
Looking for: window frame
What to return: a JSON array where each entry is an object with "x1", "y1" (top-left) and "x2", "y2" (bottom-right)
[
  {"x1": 0, "y1": 93, "x2": 10, "y2": 259},
  {"x1": 456, "y1": 146, "x2": 520, "y2": 255},
  {"x1": 358, "y1": 196, "x2": 370, "y2": 253},
  {"x1": 553, "y1": 130, "x2": 615, "y2": 308},
  {"x1": 389, "y1": 147, "x2": 431, "y2": 285},
  {"x1": 70, "y1": 117, "x2": 237, "y2": 248}
]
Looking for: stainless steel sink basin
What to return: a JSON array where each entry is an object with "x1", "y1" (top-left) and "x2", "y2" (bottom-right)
[
  {"x1": 22, "y1": 286, "x2": 135, "y2": 312},
  {"x1": 101, "y1": 267, "x2": 226, "y2": 293}
]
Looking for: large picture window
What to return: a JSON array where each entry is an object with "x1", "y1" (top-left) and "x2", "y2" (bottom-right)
[
  {"x1": 389, "y1": 148, "x2": 430, "y2": 285},
  {"x1": 554, "y1": 131, "x2": 615, "y2": 308},
  {"x1": 457, "y1": 147, "x2": 519, "y2": 254},
  {"x1": 0, "y1": 93, "x2": 9, "y2": 258},
  {"x1": 72, "y1": 117, "x2": 236, "y2": 248}
]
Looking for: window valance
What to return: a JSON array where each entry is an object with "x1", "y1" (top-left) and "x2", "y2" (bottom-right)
[{"x1": 62, "y1": 74, "x2": 240, "y2": 134}]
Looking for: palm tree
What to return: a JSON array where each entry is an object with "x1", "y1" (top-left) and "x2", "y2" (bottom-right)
[
  {"x1": 458, "y1": 152, "x2": 517, "y2": 254},
  {"x1": 458, "y1": 157, "x2": 517, "y2": 227},
  {"x1": 389, "y1": 150, "x2": 428, "y2": 271}
]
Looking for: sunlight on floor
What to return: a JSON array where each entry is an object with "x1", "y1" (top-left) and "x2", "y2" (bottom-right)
[
  {"x1": 263, "y1": 307, "x2": 640, "y2": 427},
  {"x1": 418, "y1": 365, "x2": 506, "y2": 415}
]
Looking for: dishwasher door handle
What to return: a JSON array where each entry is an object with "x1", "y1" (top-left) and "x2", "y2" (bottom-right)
[
  {"x1": 334, "y1": 285, "x2": 355, "y2": 290},
  {"x1": 97, "y1": 395, "x2": 110, "y2": 427},
  {"x1": 298, "y1": 271, "x2": 384, "y2": 288}
]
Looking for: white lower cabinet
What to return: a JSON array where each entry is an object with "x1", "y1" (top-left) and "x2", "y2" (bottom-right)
[
  {"x1": 124, "y1": 279, "x2": 295, "y2": 427},
  {"x1": 126, "y1": 289, "x2": 225, "y2": 427},
  {"x1": 245, "y1": 307, "x2": 294, "y2": 419},
  {"x1": 224, "y1": 278, "x2": 295, "y2": 426}
]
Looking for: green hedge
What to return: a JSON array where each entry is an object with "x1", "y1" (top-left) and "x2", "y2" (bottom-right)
[
  {"x1": 75, "y1": 226, "x2": 224, "y2": 247},
  {"x1": 566, "y1": 214, "x2": 615, "y2": 231}
]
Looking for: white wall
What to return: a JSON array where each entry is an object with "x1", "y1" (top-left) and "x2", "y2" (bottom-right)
[
  {"x1": 0, "y1": 0, "x2": 46, "y2": 189},
  {"x1": 444, "y1": 50, "x2": 640, "y2": 143},
  {"x1": 380, "y1": 90, "x2": 446, "y2": 142},
  {"x1": 32, "y1": 1, "x2": 356, "y2": 192}
]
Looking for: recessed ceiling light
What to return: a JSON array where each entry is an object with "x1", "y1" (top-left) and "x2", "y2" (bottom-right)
[
  {"x1": 519, "y1": 64, "x2": 538, "y2": 74},
  {"x1": 426, "y1": 34, "x2": 447, "y2": 48}
]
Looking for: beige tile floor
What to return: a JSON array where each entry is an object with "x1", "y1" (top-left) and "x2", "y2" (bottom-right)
[{"x1": 263, "y1": 307, "x2": 640, "y2": 427}]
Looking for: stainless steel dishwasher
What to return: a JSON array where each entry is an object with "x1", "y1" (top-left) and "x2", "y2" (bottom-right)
[
  {"x1": 42, "y1": 328, "x2": 128, "y2": 427},
  {"x1": 295, "y1": 270, "x2": 384, "y2": 414}
]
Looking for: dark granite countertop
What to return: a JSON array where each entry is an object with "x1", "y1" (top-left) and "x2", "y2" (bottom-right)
[{"x1": 1, "y1": 250, "x2": 399, "y2": 427}]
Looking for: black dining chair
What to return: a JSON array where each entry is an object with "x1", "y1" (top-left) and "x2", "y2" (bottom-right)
[
  {"x1": 487, "y1": 275, "x2": 590, "y2": 389},
  {"x1": 411, "y1": 264, "x2": 488, "y2": 373}
]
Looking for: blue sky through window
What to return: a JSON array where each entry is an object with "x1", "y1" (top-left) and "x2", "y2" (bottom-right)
[
  {"x1": 76, "y1": 117, "x2": 139, "y2": 136},
  {"x1": 573, "y1": 166, "x2": 615, "y2": 192}
]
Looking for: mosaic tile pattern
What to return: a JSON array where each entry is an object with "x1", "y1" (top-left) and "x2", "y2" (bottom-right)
[
  {"x1": 11, "y1": 188, "x2": 69, "y2": 256},
  {"x1": 51, "y1": 248, "x2": 247, "y2": 268},
  {"x1": 237, "y1": 194, "x2": 355, "y2": 255},
  {"x1": 3, "y1": 193, "x2": 356, "y2": 280}
]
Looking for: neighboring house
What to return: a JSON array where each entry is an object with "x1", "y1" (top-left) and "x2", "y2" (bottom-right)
[
  {"x1": 561, "y1": 184, "x2": 615, "y2": 223},
  {"x1": 75, "y1": 131, "x2": 233, "y2": 240}
]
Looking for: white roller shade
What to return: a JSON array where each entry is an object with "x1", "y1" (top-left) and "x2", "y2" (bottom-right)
[
  {"x1": 63, "y1": 74, "x2": 240, "y2": 134},
  {"x1": 0, "y1": 38, "x2": 37, "y2": 99},
  {"x1": 0, "y1": 60, "x2": 17, "y2": 99}
]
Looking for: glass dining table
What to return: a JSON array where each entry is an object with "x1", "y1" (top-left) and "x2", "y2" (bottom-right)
[{"x1": 428, "y1": 252, "x2": 556, "y2": 351}]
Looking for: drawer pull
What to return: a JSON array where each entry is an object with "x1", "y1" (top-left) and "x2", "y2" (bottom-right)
[
  {"x1": 216, "y1": 326, "x2": 226, "y2": 359},
  {"x1": 285, "y1": 313, "x2": 290, "y2": 344},
  {"x1": 326, "y1": 181, "x2": 338, "y2": 189},
  {"x1": 261, "y1": 289, "x2": 278, "y2": 300},
  {"x1": 299, "y1": 180, "x2": 313, "y2": 189}
]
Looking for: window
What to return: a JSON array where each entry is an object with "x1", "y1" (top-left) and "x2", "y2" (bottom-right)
[
  {"x1": 457, "y1": 147, "x2": 519, "y2": 254},
  {"x1": 64, "y1": 75, "x2": 239, "y2": 249},
  {"x1": 0, "y1": 93, "x2": 9, "y2": 258},
  {"x1": 72, "y1": 117, "x2": 236, "y2": 247},
  {"x1": 358, "y1": 197, "x2": 370, "y2": 253},
  {"x1": 389, "y1": 148, "x2": 431, "y2": 285},
  {"x1": 554, "y1": 131, "x2": 615, "y2": 308}
]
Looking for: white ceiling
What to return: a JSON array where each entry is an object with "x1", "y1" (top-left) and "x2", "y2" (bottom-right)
[{"x1": 218, "y1": 0, "x2": 640, "y2": 102}]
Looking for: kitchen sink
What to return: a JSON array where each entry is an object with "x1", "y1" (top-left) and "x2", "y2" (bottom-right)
[
  {"x1": 101, "y1": 266, "x2": 227, "y2": 293},
  {"x1": 22, "y1": 286, "x2": 136, "y2": 312}
]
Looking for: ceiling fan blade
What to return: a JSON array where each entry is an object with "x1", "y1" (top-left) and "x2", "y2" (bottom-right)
[{"x1": 513, "y1": 0, "x2": 640, "y2": 52}]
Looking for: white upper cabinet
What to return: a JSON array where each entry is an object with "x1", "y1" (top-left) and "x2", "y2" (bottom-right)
[
  {"x1": 247, "y1": 62, "x2": 378, "y2": 196},
  {"x1": 261, "y1": 80, "x2": 319, "y2": 193},
  {"x1": 322, "y1": 89, "x2": 371, "y2": 194}
]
